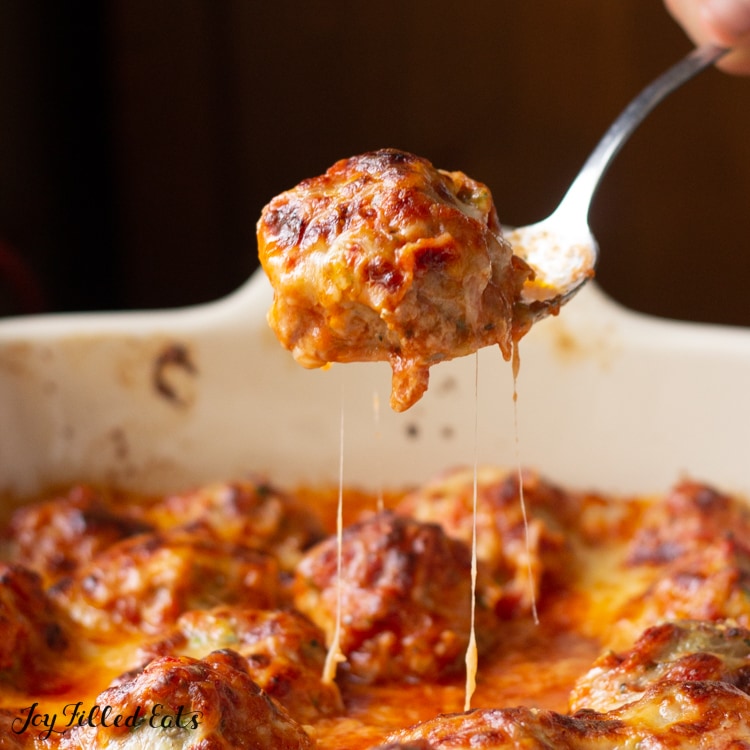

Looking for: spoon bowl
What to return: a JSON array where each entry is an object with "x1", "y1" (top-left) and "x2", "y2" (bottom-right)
[{"x1": 509, "y1": 44, "x2": 728, "y2": 318}]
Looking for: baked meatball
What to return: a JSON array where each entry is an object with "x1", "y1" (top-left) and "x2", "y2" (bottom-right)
[
  {"x1": 0, "y1": 564, "x2": 70, "y2": 692},
  {"x1": 611, "y1": 484, "x2": 750, "y2": 647},
  {"x1": 51, "y1": 530, "x2": 279, "y2": 637},
  {"x1": 135, "y1": 606, "x2": 343, "y2": 722},
  {"x1": 389, "y1": 681, "x2": 750, "y2": 748},
  {"x1": 60, "y1": 650, "x2": 314, "y2": 750},
  {"x1": 621, "y1": 538, "x2": 750, "y2": 642},
  {"x1": 570, "y1": 619, "x2": 750, "y2": 712},
  {"x1": 396, "y1": 467, "x2": 574, "y2": 617},
  {"x1": 388, "y1": 704, "x2": 583, "y2": 749},
  {"x1": 626, "y1": 480, "x2": 750, "y2": 566},
  {"x1": 143, "y1": 478, "x2": 325, "y2": 571},
  {"x1": 293, "y1": 510, "x2": 497, "y2": 683},
  {"x1": 257, "y1": 149, "x2": 533, "y2": 412},
  {"x1": 7, "y1": 484, "x2": 153, "y2": 585}
]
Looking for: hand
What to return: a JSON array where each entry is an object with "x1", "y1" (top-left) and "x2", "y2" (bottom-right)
[{"x1": 665, "y1": 0, "x2": 750, "y2": 73}]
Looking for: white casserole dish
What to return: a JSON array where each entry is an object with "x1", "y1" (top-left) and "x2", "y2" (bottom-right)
[{"x1": 1, "y1": 271, "x2": 749, "y2": 500}]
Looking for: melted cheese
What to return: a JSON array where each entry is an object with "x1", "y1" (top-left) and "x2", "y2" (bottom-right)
[
  {"x1": 512, "y1": 341, "x2": 539, "y2": 625},
  {"x1": 323, "y1": 398, "x2": 347, "y2": 683},
  {"x1": 464, "y1": 352, "x2": 481, "y2": 711}
]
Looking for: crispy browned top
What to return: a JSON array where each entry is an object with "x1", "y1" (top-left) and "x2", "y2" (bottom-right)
[
  {"x1": 50, "y1": 529, "x2": 281, "y2": 636},
  {"x1": 294, "y1": 510, "x2": 499, "y2": 684},
  {"x1": 569, "y1": 620, "x2": 750, "y2": 713},
  {"x1": 136, "y1": 606, "x2": 343, "y2": 723},
  {"x1": 257, "y1": 149, "x2": 533, "y2": 411},
  {"x1": 389, "y1": 681, "x2": 750, "y2": 748},
  {"x1": 60, "y1": 651, "x2": 315, "y2": 749},
  {"x1": 0, "y1": 564, "x2": 71, "y2": 693}
]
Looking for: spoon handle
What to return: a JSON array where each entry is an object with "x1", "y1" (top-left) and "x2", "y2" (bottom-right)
[{"x1": 556, "y1": 44, "x2": 729, "y2": 223}]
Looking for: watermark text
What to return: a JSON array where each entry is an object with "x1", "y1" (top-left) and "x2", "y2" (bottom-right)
[{"x1": 12, "y1": 702, "x2": 202, "y2": 741}]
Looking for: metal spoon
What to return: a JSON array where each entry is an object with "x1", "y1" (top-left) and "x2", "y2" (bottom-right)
[{"x1": 507, "y1": 44, "x2": 728, "y2": 319}]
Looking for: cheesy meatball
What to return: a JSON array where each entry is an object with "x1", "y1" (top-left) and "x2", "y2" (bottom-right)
[
  {"x1": 51, "y1": 530, "x2": 279, "y2": 637},
  {"x1": 627, "y1": 480, "x2": 750, "y2": 566},
  {"x1": 397, "y1": 467, "x2": 575, "y2": 617},
  {"x1": 570, "y1": 619, "x2": 750, "y2": 712},
  {"x1": 389, "y1": 681, "x2": 750, "y2": 748},
  {"x1": 0, "y1": 564, "x2": 71, "y2": 692},
  {"x1": 135, "y1": 606, "x2": 342, "y2": 722},
  {"x1": 142, "y1": 478, "x2": 325, "y2": 571},
  {"x1": 60, "y1": 650, "x2": 313, "y2": 750},
  {"x1": 293, "y1": 510, "x2": 497, "y2": 683},
  {"x1": 257, "y1": 149, "x2": 533, "y2": 412},
  {"x1": 7, "y1": 484, "x2": 153, "y2": 586},
  {"x1": 621, "y1": 538, "x2": 750, "y2": 641}
]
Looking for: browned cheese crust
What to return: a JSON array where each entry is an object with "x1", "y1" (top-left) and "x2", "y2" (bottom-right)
[
  {"x1": 50, "y1": 529, "x2": 280, "y2": 637},
  {"x1": 387, "y1": 680, "x2": 750, "y2": 748},
  {"x1": 293, "y1": 510, "x2": 499, "y2": 684},
  {"x1": 134, "y1": 606, "x2": 343, "y2": 723},
  {"x1": 141, "y1": 477, "x2": 326, "y2": 571},
  {"x1": 615, "y1": 481, "x2": 750, "y2": 644},
  {"x1": 0, "y1": 564, "x2": 71, "y2": 693},
  {"x1": 257, "y1": 149, "x2": 533, "y2": 411},
  {"x1": 570, "y1": 619, "x2": 750, "y2": 713},
  {"x1": 60, "y1": 650, "x2": 314, "y2": 750},
  {"x1": 396, "y1": 467, "x2": 577, "y2": 618},
  {"x1": 7, "y1": 485, "x2": 153, "y2": 587}
]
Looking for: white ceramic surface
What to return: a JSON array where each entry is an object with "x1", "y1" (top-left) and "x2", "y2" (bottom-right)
[{"x1": 1, "y1": 271, "x2": 748, "y2": 499}]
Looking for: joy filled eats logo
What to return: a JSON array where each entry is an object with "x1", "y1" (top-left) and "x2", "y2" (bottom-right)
[{"x1": 13, "y1": 701, "x2": 203, "y2": 741}]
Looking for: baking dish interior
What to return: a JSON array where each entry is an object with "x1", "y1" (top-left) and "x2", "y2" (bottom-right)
[{"x1": 1, "y1": 270, "x2": 748, "y2": 500}]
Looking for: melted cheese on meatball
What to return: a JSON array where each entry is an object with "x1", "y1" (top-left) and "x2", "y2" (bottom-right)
[{"x1": 257, "y1": 149, "x2": 534, "y2": 411}]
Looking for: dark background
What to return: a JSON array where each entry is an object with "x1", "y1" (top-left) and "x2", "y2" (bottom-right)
[{"x1": 1, "y1": 1, "x2": 749, "y2": 324}]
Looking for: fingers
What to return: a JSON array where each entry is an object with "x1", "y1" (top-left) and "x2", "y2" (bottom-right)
[{"x1": 665, "y1": 0, "x2": 750, "y2": 74}]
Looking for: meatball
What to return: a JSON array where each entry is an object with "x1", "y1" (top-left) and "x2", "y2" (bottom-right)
[
  {"x1": 257, "y1": 149, "x2": 533, "y2": 412},
  {"x1": 389, "y1": 681, "x2": 750, "y2": 748},
  {"x1": 59, "y1": 650, "x2": 314, "y2": 750},
  {"x1": 388, "y1": 704, "x2": 583, "y2": 749},
  {"x1": 396, "y1": 467, "x2": 574, "y2": 617},
  {"x1": 7, "y1": 484, "x2": 153, "y2": 585},
  {"x1": 135, "y1": 606, "x2": 342, "y2": 722},
  {"x1": 51, "y1": 530, "x2": 279, "y2": 637},
  {"x1": 627, "y1": 480, "x2": 750, "y2": 566},
  {"x1": 596, "y1": 680, "x2": 750, "y2": 749},
  {"x1": 613, "y1": 485, "x2": 750, "y2": 647},
  {"x1": 570, "y1": 619, "x2": 750, "y2": 712},
  {"x1": 293, "y1": 510, "x2": 497, "y2": 683},
  {"x1": 143, "y1": 478, "x2": 325, "y2": 571},
  {"x1": 620, "y1": 538, "x2": 750, "y2": 642},
  {"x1": 0, "y1": 564, "x2": 70, "y2": 692}
]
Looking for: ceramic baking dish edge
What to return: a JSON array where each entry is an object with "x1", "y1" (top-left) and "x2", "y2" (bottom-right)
[{"x1": 1, "y1": 272, "x2": 748, "y2": 500}]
